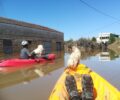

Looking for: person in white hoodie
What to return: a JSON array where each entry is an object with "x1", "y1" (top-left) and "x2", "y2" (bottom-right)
[
  {"x1": 67, "y1": 45, "x2": 81, "y2": 69},
  {"x1": 31, "y1": 44, "x2": 44, "y2": 58},
  {"x1": 65, "y1": 46, "x2": 94, "y2": 100}
]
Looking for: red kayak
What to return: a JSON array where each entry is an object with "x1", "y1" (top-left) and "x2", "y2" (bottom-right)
[{"x1": 0, "y1": 53, "x2": 56, "y2": 67}]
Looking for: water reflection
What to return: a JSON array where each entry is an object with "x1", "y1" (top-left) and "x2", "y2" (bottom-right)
[
  {"x1": 0, "y1": 52, "x2": 19, "y2": 60},
  {"x1": 0, "y1": 52, "x2": 64, "y2": 89},
  {"x1": 76, "y1": 48, "x2": 120, "y2": 61},
  {"x1": 97, "y1": 50, "x2": 119, "y2": 61},
  {"x1": 0, "y1": 50, "x2": 120, "y2": 100},
  {"x1": 80, "y1": 49, "x2": 100, "y2": 60}
]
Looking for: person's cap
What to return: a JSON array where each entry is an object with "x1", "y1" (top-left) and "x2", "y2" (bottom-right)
[{"x1": 21, "y1": 40, "x2": 28, "y2": 46}]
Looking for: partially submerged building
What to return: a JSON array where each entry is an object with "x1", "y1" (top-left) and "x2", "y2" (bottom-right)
[{"x1": 0, "y1": 17, "x2": 64, "y2": 54}]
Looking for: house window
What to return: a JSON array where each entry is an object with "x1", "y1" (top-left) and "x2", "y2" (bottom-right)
[
  {"x1": 3, "y1": 39, "x2": 13, "y2": 54},
  {"x1": 43, "y1": 41, "x2": 51, "y2": 54}
]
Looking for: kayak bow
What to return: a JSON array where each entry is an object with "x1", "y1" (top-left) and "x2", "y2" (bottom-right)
[{"x1": 49, "y1": 64, "x2": 120, "y2": 100}]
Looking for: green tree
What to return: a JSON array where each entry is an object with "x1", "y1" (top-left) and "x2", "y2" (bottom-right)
[
  {"x1": 64, "y1": 38, "x2": 74, "y2": 46},
  {"x1": 91, "y1": 37, "x2": 96, "y2": 42},
  {"x1": 109, "y1": 34, "x2": 115, "y2": 44}
]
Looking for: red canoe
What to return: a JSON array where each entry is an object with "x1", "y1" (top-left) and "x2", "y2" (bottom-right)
[{"x1": 0, "y1": 53, "x2": 56, "y2": 67}]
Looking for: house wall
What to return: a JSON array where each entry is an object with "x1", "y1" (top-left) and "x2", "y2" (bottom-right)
[{"x1": 0, "y1": 17, "x2": 64, "y2": 54}]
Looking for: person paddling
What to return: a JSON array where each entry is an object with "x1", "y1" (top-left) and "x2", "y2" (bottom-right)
[{"x1": 20, "y1": 40, "x2": 31, "y2": 59}]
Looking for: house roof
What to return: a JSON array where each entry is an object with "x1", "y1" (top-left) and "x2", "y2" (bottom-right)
[{"x1": 0, "y1": 17, "x2": 63, "y2": 34}]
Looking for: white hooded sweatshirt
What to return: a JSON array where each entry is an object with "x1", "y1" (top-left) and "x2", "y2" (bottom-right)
[
  {"x1": 67, "y1": 46, "x2": 81, "y2": 68},
  {"x1": 33, "y1": 45, "x2": 44, "y2": 57}
]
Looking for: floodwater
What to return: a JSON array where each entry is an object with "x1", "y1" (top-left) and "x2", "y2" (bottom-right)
[{"x1": 0, "y1": 50, "x2": 120, "y2": 100}]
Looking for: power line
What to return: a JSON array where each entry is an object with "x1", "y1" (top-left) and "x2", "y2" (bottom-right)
[
  {"x1": 79, "y1": 0, "x2": 120, "y2": 34},
  {"x1": 90, "y1": 20, "x2": 120, "y2": 33},
  {"x1": 79, "y1": 0, "x2": 120, "y2": 21}
]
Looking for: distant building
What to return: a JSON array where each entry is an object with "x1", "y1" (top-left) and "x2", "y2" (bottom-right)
[
  {"x1": 0, "y1": 17, "x2": 64, "y2": 54},
  {"x1": 96, "y1": 32, "x2": 119, "y2": 44}
]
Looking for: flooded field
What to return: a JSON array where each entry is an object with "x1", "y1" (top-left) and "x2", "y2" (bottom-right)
[{"x1": 0, "y1": 50, "x2": 120, "y2": 100}]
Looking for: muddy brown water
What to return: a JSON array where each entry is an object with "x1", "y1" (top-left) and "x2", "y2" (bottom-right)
[{"x1": 0, "y1": 51, "x2": 120, "y2": 100}]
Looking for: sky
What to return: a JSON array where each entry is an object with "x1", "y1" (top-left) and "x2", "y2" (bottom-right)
[{"x1": 0, "y1": 0, "x2": 120, "y2": 40}]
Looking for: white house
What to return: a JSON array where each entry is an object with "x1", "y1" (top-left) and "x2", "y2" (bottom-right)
[{"x1": 96, "y1": 33, "x2": 111, "y2": 44}]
